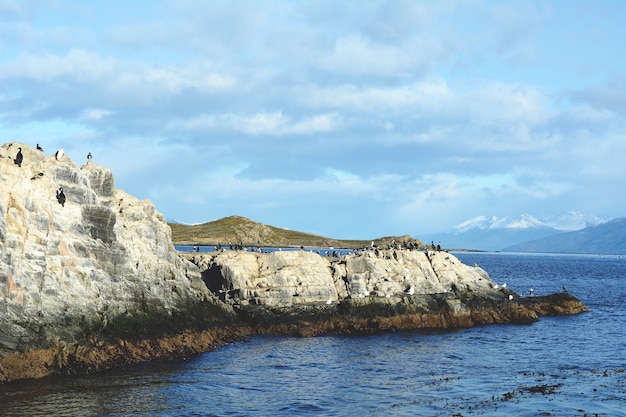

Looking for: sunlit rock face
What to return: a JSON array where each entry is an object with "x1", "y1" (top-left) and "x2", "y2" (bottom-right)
[
  {"x1": 343, "y1": 249, "x2": 495, "y2": 298},
  {"x1": 0, "y1": 143, "x2": 232, "y2": 359},
  {"x1": 187, "y1": 248, "x2": 500, "y2": 308},
  {"x1": 194, "y1": 250, "x2": 339, "y2": 307},
  {"x1": 185, "y1": 249, "x2": 587, "y2": 337},
  {"x1": 0, "y1": 143, "x2": 589, "y2": 383}
]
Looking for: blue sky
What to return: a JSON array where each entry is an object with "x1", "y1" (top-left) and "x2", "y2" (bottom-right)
[{"x1": 1, "y1": 0, "x2": 625, "y2": 239}]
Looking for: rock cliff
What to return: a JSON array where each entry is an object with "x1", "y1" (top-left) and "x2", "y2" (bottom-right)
[
  {"x1": 0, "y1": 143, "x2": 236, "y2": 381},
  {"x1": 183, "y1": 249, "x2": 588, "y2": 335},
  {"x1": 0, "y1": 143, "x2": 588, "y2": 382},
  {"x1": 187, "y1": 249, "x2": 497, "y2": 307}
]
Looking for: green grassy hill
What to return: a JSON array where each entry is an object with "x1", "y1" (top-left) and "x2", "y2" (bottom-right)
[{"x1": 169, "y1": 215, "x2": 422, "y2": 249}]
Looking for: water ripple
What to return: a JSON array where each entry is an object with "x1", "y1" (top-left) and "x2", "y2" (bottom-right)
[{"x1": 1, "y1": 253, "x2": 625, "y2": 416}]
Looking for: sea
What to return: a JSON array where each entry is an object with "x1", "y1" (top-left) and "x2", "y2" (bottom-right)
[{"x1": 1, "y1": 251, "x2": 624, "y2": 417}]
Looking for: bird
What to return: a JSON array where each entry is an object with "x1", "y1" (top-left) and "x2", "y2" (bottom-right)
[
  {"x1": 405, "y1": 285, "x2": 415, "y2": 295},
  {"x1": 36, "y1": 144, "x2": 43, "y2": 152},
  {"x1": 30, "y1": 171, "x2": 44, "y2": 180},
  {"x1": 56, "y1": 187, "x2": 66, "y2": 207},
  {"x1": 87, "y1": 152, "x2": 92, "y2": 161},
  {"x1": 14, "y1": 147, "x2": 23, "y2": 167},
  {"x1": 562, "y1": 285, "x2": 568, "y2": 293}
]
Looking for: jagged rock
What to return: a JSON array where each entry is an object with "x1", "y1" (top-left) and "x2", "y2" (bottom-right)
[
  {"x1": 185, "y1": 249, "x2": 501, "y2": 307},
  {"x1": 0, "y1": 143, "x2": 589, "y2": 382},
  {"x1": 183, "y1": 249, "x2": 588, "y2": 334},
  {"x1": 0, "y1": 143, "x2": 235, "y2": 380},
  {"x1": 190, "y1": 250, "x2": 338, "y2": 307}
]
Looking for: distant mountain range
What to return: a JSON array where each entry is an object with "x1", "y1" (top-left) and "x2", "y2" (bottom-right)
[
  {"x1": 420, "y1": 212, "x2": 607, "y2": 251},
  {"x1": 504, "y1": 217, "x2": 626, "y2": 255},
  {"x1": 168, "y1": 213, "x2": 625, "y2": 255}
]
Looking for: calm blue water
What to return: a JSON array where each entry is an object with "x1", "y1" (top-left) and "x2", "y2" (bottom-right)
[{"x1": 1, "y1": 252, "x2": 625, "y2": 416}]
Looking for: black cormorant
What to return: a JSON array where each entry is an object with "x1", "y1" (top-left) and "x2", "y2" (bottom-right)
[
  {"x1": 14, "y1": 147, "x2": 23, "y2": 167},
  {"x1": 56, "y1": 187, "x2": 66, "y2": 207}
]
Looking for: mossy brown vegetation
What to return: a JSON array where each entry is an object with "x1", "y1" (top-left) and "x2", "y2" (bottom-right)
[{"x1": 169, "y1": 215, "x2": 421, "y2": 249}]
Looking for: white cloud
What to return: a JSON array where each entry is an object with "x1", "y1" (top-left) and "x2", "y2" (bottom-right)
[
  {"x1": 80, "y1": 108, "x2": 114, "y2": 121},
  {"x1": 302, "y1": 78, "x2": 453, "y2": 113},
  {"x1": 0, "y1": 49, "x2": 114, "y2": 81},
  {"x1": 464, "y1": 81, "x2": 548, "y2": 124},
  {"x1": 178, "y1": 112, "x2": 340, "y2": 136},
  {"x1": 319, "y1": 35, "x2": 424, "y2": 77},
  {"x1": 2, "y1": 1, "x2": 626, "y2": 237},
  {"x1": 0, "y1": 49, "x2": 236, "y2": 99}
]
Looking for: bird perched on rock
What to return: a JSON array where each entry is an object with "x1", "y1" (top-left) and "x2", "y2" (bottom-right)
[
  {"x1": 14, "y1": 147, "x2": 23, "y2": 167},
  {"x1": 30, "y1": 171, "x2": 44, "y2": 180},
  {"x1": 56, "y1": 187, "x2": 66, "y2": 207},
  {"x1": 36, "y1": 143, "x2": 44, "y2": 152}
]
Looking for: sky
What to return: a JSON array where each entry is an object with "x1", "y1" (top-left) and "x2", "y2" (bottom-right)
[{"x1": 1, "y1": 0, "x2": 625, "y2": 239}]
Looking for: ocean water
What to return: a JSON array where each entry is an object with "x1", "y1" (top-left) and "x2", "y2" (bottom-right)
[{"x1": 1, "y1": 252, "x2": 625, "y2": 417}]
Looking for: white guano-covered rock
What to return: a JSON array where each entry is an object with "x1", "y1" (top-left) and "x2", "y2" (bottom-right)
[
  {"x1": 207, "y1": 250, "x2": 338, "y2": 307},
  {"x1": 192, "y1": 248, "x2": 499, "y2": 308},
  {"x1": 0, "y1": 143, "x2": 226, "y2": 357}
]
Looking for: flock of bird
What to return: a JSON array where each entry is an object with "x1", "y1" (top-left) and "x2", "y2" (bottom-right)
[{"x1": 3, "y1": 143, "x2": 91, "y2": 208}]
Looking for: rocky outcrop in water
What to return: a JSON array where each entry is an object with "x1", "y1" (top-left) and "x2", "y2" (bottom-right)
[
  {"x1": 183, "y1": 249, "x2": 588, "y2": 335},
  {"x1": 0, "y1": 143, "x2": 588, "y2": 382},
  {"x1": 0, "y1": 143, "x2": 236, "y2": 382},
  {"x1": 187, "y1": 249, "x2": 498, "y2": 306}
]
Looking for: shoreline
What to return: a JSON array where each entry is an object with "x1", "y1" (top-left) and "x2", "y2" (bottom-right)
[{"x1": 0, "y1": 293, "x2": 587, "y2": 383}]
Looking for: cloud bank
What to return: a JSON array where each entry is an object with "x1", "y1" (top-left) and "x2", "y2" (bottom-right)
[{"x1": 1, "y1": 0, "x2": 624, "y2": 238}]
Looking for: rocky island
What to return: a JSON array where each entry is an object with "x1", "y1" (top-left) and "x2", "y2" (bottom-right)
[{"x1": 0, "y1": 143, "x2": 588, "y2": 382}]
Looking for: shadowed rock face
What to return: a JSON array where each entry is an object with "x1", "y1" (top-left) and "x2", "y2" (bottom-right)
[{"x1": 0, "y1": 143, "x2": 235, "y2": 365}]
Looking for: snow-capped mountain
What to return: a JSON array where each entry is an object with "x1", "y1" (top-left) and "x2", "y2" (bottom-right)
[
  {"x1": 419, "y1": 212, "x2": 607, "y2": 251},
  {"x1": 453, "y1": 212, "x2": 606, "y2": 233},
  {"x1": 454, "y1": 214, "x2": 548, "y2": 233},
  {"x1": 539, "y1": 211, "x2": 606, "y2": 231},
  {"x1": 504, "y1": 217, "x2": 626, "y2": 255}
]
